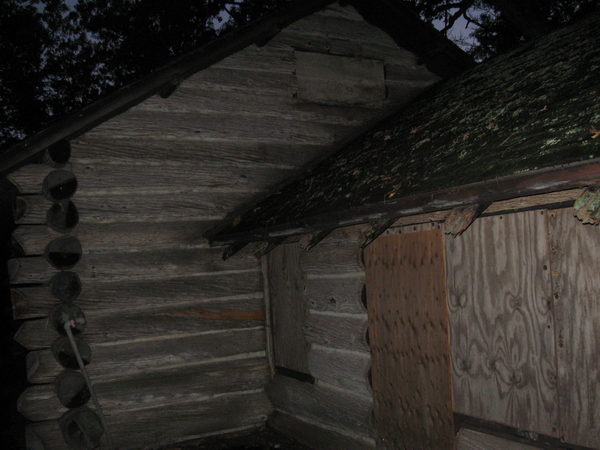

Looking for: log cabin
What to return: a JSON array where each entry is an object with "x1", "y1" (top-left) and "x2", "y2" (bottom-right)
[{"x1": 1, "y1": 1, "x2": 598, "y2": 449}]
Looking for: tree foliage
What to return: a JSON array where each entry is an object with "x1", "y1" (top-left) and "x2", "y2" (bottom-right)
[{"x1": 0, "y1": 0, "x2": 596, "y2": 151}]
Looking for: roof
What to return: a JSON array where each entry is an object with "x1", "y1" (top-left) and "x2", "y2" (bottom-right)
[
  {"x1": 0, "y1": 0, "x2": 472, "y2": 177},
  {"x1": 209, "y1": 12, "x2": 600, "y2": 245}
]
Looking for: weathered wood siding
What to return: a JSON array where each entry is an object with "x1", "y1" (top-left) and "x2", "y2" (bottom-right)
[
  {"x1": 7, "y1": 3, "x2": 440, "y2": 448},
  {"x1": 266, "y1": 228, "x2": 375, "y2": 449}
]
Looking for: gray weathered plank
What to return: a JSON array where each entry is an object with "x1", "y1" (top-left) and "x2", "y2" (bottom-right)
[
  {"x1": 267, "y1": 375, "x2": 373, "y2": 436},
  {"x1": 304, "y1": 275, "x2": 366, "y2": 314},
  {"x1": 456, "y1": 428, "x2": 538, "y2": 450},
  {"x1": 446, "y1": 211, "x2": 559, "y2": 435},
  {"x1": 301, "y1": 241, "x2": 363, "y2": 276},
  {"x1": 547, "y1": 208, "x2": 600, "y2": 448},
  {"x1": 86, "y1": 110, "x2": 345, "y2": 145},
  {"x1": 211, "y1": 43, "x2": 295, "y2": 73},
  {"x1": 71, "y1": 137, "x2": 324, "y2": 169},
  {"x1": 8, "y1": 247, "x2": 258, "y2": 284},
  {"x1": 19, "y1": 356, "x2": 269, "y2": 421},
  {"x1": 295, "y1": 52, "x2": 385, "y2": 107},
  {"x1": 304, "y1": 311, "x2": 368, "y2": 352},
  {"x1": 28, "y1": 390, "x2": 270, "y2": 449},
  {"x1": 27, "y1": 328, "x2": 266, "y2": 384},
  {"x1": 12, "y1": 221, "x2": 216, "y2": 255},
  {"x1": 268, "y1": 244, "x2": 309, "y2": 373},
  {"x1": 14, "y1": 296, "x2": 265, "y2": 349},
  {"x1": 269, "y1": 410, "x2": 376, "y2": 450},
  {"x1": 12, "y1": 272, "x2": 261, "y2": 319},
  {"x1": 307, "y1": 344, "x2": 370, "y2": 396}
]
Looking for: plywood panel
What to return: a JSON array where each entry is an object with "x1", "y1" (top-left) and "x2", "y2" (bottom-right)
[
  {"x1": 445, "y1": 211, "x2": 558, "y2": 435},
  {"x1": 547, "y1": 208, "x2": 600, "y2": 448},
  {"x1": 364, "y1": 230, "x2": 454, "y2": 449},
  {"x1": 268, "y1": 244, "x2": 309, "y2": 373}
]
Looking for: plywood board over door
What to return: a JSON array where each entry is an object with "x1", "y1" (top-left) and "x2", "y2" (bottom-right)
[
  {"x1": 364, "y1": 230, "x2": 454, "y2": 450},
  {"x1": 548, "y1": 208, "x2": 600, "y2": 449},
  {"x1": 445, "y1": 211, "x2": 559, "y2": 436}
]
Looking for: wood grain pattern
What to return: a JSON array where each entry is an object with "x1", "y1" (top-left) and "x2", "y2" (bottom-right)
[
  {"x1": 304, "y1": 311, "x2": 368, "y2": 352},
  {"x1": 364, "y1": 230, "x2": 454, "y2": 449},
  {"x1": 307, "y1": 344, "x2": 371, "y2": 396},
  {"x1": 19, "y1": 356, "x2": 268, "y2": 421},
  {"x1": 268, "y1": 244, "x2": 309, "y2": 373},
  {"x1": 456, "y1": 428, "x2": 537, "y2": 450},
  {"x1": 27, "y1": 328, "x2": 265, "y2": 384},
  {"x1": 267, "y1": 375, "x2": 373, "y2": 436},
  {"x1": 71, "y1": 137, "x2": 324, "y2": 169},
  {"x1": 445, "y1": 211, "x2": 559, "y2": 435},
  {"x1": 269, "y1": 410, "x2": 376, "y2": 450},
  {"x1": 8, "y1": 247, "x2": 258, "y2": 284},
  {"x1": 303, "y1": 275, "x2": 366, "y2": 314},
  {"x1": 12, "y1": 221, "x2": 216, "y2": 255},
  {"x1": 295, "y1": 52, "x2": 385, "y2": 107},
  {"x1": 12, "y1": 272, "x2": 261, "y2": 319},
  {"x1": 547, "y1": 208, "x2": 600, "y2": 448},
  {"x1": 14, "y1": 296, "x2": 265, "y2": 349},
  {"x1": 28, "y1": 390, "x2": 270, "y2": 449}
]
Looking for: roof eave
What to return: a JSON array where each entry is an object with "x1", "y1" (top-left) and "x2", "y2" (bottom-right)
[{"x1": 207, "y1": 157, "x2": 600, "y2": 245}]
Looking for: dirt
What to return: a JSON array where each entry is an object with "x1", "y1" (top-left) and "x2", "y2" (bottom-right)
[{"x1": 160, "y1": 427, "x2": 312, "y2": 450}]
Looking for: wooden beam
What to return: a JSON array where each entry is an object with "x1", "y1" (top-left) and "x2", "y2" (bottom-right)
[{"x1": 210, "y1": 159, "x2": 600, "y2": 245}]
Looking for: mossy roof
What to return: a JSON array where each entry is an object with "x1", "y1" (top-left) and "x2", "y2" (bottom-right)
[{"x1": 212, "y1": 12, "x2": 600, "y2": 242}]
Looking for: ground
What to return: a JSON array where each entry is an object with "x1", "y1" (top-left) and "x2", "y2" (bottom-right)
[{"x1": 160, "y1": 427, "x2": 311, "y2": 450}]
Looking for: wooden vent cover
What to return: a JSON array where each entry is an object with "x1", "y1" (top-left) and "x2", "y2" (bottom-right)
[{"x1": 364, "y1": 230, "x2": 454, "y2": 449}]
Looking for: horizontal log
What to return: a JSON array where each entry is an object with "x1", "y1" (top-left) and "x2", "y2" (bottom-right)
[
  {"x1": 456, "y1": 428, "x2": 538, "y2": 450},
  {"x1": 184, "y1": 67, "x2": 296, "y2": 96},
  {"x1": 8, "y1": 247, "x2": 258, "y2": 284},
  {"x1": 267, "y1": 375, "x2": 373, "y2": 436},
  {"x1": 286, "y1": 11, "x2": 400, "y2": 49},
  {"x1": 273, "y1": 28, "x2": 416, "y2": 67},
  {"x1": 71, "y1": 137, "x2": 325, "y2": 169},
  {"x1": 27, "y1": 328, "x2": 266, "y2": 383},
  {"x1": 304, "y1": 275, "x2": 366, "y2": 313},
  {"x1": 308, "y1": 345, "x2": 371, "y2": 396},
  {"x1": 269, "y1": 410, "x2": 375, "y2": 450},
  {"x1": 210, "y1": 43, "x2": 295, "y2": 73},
  {"x1": 14, "y1": 296, "x2": 265, "y2": 349},
  {"x1": 15, "y1": 192, "x2": 251, "y2": 225},
  {"x1": 301, "y1": 242, "x2": 363, "y2": 275},
  {"x1": 304, "y1": 311, "x2": 369, "y2": 352},
  {"x1": 135, "y1": 85, "x2": 377, "y2": 127},
  {"x1": 86, "y1": 110, "x2": 346, "y2": 145},
  {"x1": 12, "y1": 271, "x2": 261, "y2": 319},
  {"x1": 12, "y1": 221, "x2": 217, "y2": 255},
  {"x1": 28, "y1": 390, "x2": 270, "y2": 449},
  {"x1": 19, "y1": 356, "x2": 269, "y2": 421}
]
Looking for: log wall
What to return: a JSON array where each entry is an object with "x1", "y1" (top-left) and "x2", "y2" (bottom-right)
[
  {"x1": 5, "y1": 3, "x2": 440, "y2": 448},
  {"x1": 266, "y1": 228, "x2": 375, "y2": 449},
  {"x1": 266, "y1": 208, "x2": 600, "y2": 449}
]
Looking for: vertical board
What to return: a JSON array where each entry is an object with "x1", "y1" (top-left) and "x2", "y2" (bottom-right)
[
  {"x1": 364, "y1": 230, "x2": 454, "y2": 449},
  {"x1": 445, "y1": 211, "x2": 558, "y2": 435},
  {"x1": 548, "y1": 208, "x2": 600, "y2": 448},
  {"x1": 268, "y1": 243, "x2": 309, "y2": 373}
]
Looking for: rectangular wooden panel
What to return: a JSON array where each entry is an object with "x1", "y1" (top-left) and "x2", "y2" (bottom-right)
[
  {"x1": 364, "y1": 230, "x2": 454, "y2": 449},
  {"x1": 268, "y1": 243, "x2": 309, "y2": 373},
  {"x1": 445, "y1": 211, "x2": 558, "y2": 435},
  {"x1": 548, "y1": 208, "x2": 600, "y2": 448}
]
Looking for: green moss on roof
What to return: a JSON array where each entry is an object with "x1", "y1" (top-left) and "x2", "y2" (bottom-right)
[{"x1": 222, "y1": 12, "x2": 600, "y2": 236}]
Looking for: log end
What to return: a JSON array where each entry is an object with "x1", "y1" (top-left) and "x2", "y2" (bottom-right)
[{"x1": 26, "y1": 351, "x2": 40, "y2": 383}]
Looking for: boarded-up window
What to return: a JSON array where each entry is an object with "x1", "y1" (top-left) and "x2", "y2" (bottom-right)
[{"x1": 295, "y1": 52, "x2": 385, "y2": 107}]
